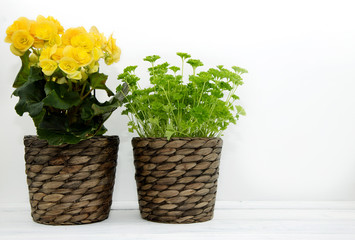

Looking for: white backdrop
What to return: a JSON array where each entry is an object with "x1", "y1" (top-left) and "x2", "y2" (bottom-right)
[{"x1": 1, "y1": 0, "x2": 355, "y2": 204}]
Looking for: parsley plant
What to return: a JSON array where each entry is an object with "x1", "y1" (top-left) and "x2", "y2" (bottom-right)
[{"x1": 117, "y1": 53, "x2": 247, "y2": 139}]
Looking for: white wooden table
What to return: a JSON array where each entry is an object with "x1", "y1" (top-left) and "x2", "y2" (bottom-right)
[{"x1": 1, "y1": 201, "x2": 355, "y2": 240}]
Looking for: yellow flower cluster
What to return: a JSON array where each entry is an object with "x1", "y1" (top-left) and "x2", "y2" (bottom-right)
[{"x1": 5, "y1": 15, "x2": 121, "y2": 81}]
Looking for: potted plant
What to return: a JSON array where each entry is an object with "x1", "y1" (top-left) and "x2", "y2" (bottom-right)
[
  {"x1": 117, "y1": 53, "x2": 247, "y2": 223},
  {"x1": 5, "y1": 15, "x2": 126, "y2": 225}
]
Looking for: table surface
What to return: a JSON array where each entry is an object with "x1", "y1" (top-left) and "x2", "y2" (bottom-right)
[{"x1": 1, "y1": 201, "x2": 355, "y2": 240}]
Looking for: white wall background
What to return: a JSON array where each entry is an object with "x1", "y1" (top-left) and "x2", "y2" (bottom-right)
[{"x1": 1, "y1": 0, "x2": 355, "y2": 204}]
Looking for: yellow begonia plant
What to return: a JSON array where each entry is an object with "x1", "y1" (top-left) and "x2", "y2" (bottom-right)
[
  {"x1": 5, "y1": 15, "x2": 126, "y2": 145},
  {"x1": 6, "y1": 15, "x2": 121, "y2": 80}
]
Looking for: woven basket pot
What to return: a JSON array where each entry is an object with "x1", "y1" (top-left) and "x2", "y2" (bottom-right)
[
  {"x1": 24, "y1": 135, "x2": 119, "y2": 225},
  {"x1": 132, "y1": 137, "x2": 222, "y2": 223}
]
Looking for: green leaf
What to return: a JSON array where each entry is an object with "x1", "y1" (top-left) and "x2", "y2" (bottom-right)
[
  {"x1": 165, "y1": 123, "x2": 175, "y2": 140},
  {"x1": 95, "y1": 125, "x2": 107, "y2": 136},
  {"x1": 13, "y1": 51, "x2": 31, "y2": 88},
  {"x1": 32, "y1": 109, "x2": 46, "y2": 127},
  {"x1": 127, "y1": 120, "x2": 136, "y2": 133},
  {"x1": 80, "y1": 96, "x2": 97, "y2": 120},
  {"x1": 117, "y1": 72, "x2": 128, "y2": 80},
  {"x1": 89, "y1": 72, "x2": 114, "y2": 96},
  {"x1": 123, "y1": 65, "x2": 138, "y2": 73},
  {"x1": 69, "y1": 121, "x2": 102, "y2": 138},
  {"x1": 37, "y1": 128, "x2": 82, "y2": 145},
  {"x1": 148, "y1": 117, "x2": 160, "y2": 125},
  {"x1": 169, "y1": 66, "x2": 180, "y2": 73},
  {"x1": 216, "y1": 65, "x2": 224, "y2": 70},
  {"x1": 36, "y1": 111, "x2": 97, "y2": 145},
  {"x1": 119, "y1": 73, "x2": 140, "y2": 86},
  {"x1": 143, "y1": 55, "x2": 160, "y2": 63},
  {"x1": 91, "y1": 98, "x2": 119, "y2": 117},
  {"x1": 89, "y1": 82, "x2": 128, "y2": 120},
  {"x1": 148, "y1": 62, "x2": 169, "y2": 77},
  {"x1": 232, "y1": 66, "x2": 248, "y2": 74},
  {"x1": 186, "y1": 59, "x2": 204, "y2": 68},
  {"x1": 42, "y1": 82, "x2": 81, "y2": 110},
  {"x1": 231, "y1": 94, "x2": 239, "y2": 100},
  {"x1": 38, "y1": 112, "x2": 68, "y2": 132},
  {"x1": 13, "y1": 77, "x2": 46, "y2": 117},
  {"x1": 165, "y1": 130, "x2": 174, "y2": 140},
  {"x1": 236, "y1": 105, "x2": 246, "y2": 116},
  {"x1": 176, "y1": 52, "x2": 191, "y2": 60},
  {"x1": 81, "y1": 98, "x2": 123, "y2": 138},
  {"x1": 28, "y1": 67, "x2": 44, "y2": 83},
  {"x1": 191, "y1": 106, "x2": 209, "y2": 123},
  {"x1": 219, "y1": 81, "x2": 232, "y2": 91}
]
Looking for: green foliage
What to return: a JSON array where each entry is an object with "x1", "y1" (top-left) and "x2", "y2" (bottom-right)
[
  {"x1": 187, "y1": 59, "x2": 203, "y2": 75},
  {"x1": 89, "y1": 72, "x2": 114, "y2": 96},
  {"x1": 232, "y1": 66, "x2": 248, "y2": 74},
  {"x1": 143, "y1": 55, "x2": 160, "y2": 64},
  {"x1": 13, "y1": 67, "x2": 46, "y2": 117},
  {"x1": 176, "y1": 52, "x2": 191, "y2": 60},
  {"x1": 43, "y1": 82, "x2": 81, "y2": 109},
  {"x1": 117, "y1": 53, "x2": 247, "y2": 139},
  {"x1": 13, "y1": 51, "x2": 31, "y2": 88},
  {"x1": 186, "y1": 59, "x2": 203, "y2": 68},
  {"x1": 169, "y1": 66, "x2": 180, "y2": 74},
  {"x1": 11, "y1": 50, "x2": 128, "y2": 145}
]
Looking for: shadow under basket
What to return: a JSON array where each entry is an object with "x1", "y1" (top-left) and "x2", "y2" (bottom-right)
[
  {"x1": 132, "y1": 137, "x2": 222, "y2": 224},
  {"x1": 24, "y1": 135, "x2": 119, "y2": 225}
]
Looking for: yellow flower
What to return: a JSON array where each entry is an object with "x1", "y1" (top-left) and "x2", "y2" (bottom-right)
[
  {"x1": 62, "y1": 27, "x2": 86, "y2": 46},
  {"x1": 5, "y1": 17, "x2": 32, "y2": 43},
  {"x1": 10, "y1": 44, "x2": 25, "y2": 56},
  {"x1": 51, "y1": 47, "x2": 64, "y2": 62},
  {"x1": 88, "y1": 61, "x2": 99, "y2": 73},
  {"x1": 104, "y1": 47, "x2": 121, "y2": 65},
  {"x1": 88, "y1": 25, "x2": 105, "y2": 62},
  {"x1": 63, "y1": 46, "x2": 92, "y2": 67},
  {"x1": 31, "y1": 15, "x2": 58, "y2": 41},
  {"x1": 11, "y1": 30, "x2": 34, "y2": 52},
  {"x1": 33, "y1": 39, "x2": 45, "y2": 48},
  {"x1": 59, "y1": 57, "x2": 79, "y2": 74},
  {"x1": 45, "y1": 16, "x2": 64, "y2": 35},
  {"x1": 67, "y1": 71, "x2": 82, "y2": 81},
  {"x1": 104, "y1": 34, "x2": 121, "y2": 65},
  {"x1": 104, "y1": 34, "x2": 119, "y2": 54},
  {"x1": 39, "y1": 45, "x2": 57, "y2": 61},
  {"x1": 104, "y1": 52, "x2": 121, "y2": 65},
  {"x1": 47, "y1": 34, "x2": 61, "y2": 47},
  {"x1": 39, "y1": 59, "x2": 58, "y2": 76},
  {"x1": 90, "y1": 26, "x2": 106, "y2": 48},
  {"x1": 71, "y1": 33, "x2": 94, "y2": 52},
  {"x1": 92, "y1": 47, "x2": 103, "y2": 61}
]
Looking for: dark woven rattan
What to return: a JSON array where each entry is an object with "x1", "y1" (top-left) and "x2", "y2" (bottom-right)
[
  {"x1": 24, "y1": 135, "x2": 119, "y2": 225},
  {"x1": 132, "y1": 137, "x2": 222, "y2": 223}
]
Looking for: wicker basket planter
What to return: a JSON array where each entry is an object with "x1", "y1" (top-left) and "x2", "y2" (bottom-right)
[
  {"x1": 24, "y1": 135, "x2": 119, "y2": 225},
  {"x1": 132, "y1": 137, "x2": 222, "y2": 223}
]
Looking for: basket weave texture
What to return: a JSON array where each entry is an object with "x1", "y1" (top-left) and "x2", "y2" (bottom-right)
[
  {"x1": 132, "y1": 137, "x2": 222, "y2": 223},
  {"x1": 24, "y1": 135, "x2": 119, "y2": 225}
]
